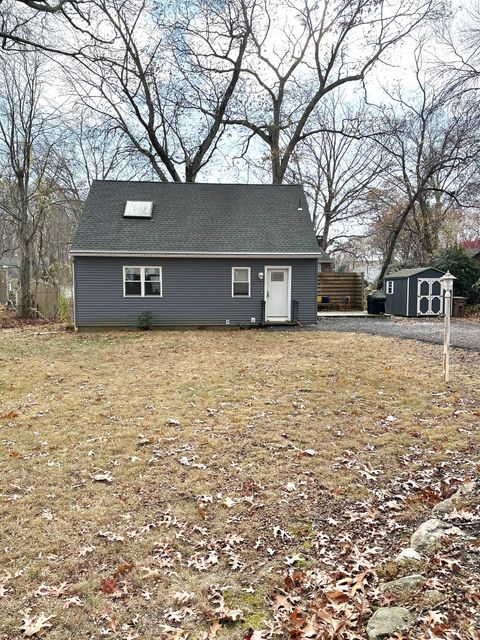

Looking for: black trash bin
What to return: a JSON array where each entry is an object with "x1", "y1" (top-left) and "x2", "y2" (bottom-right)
[
  {"x1": 367, "y1": 290, "x2": 387, "y2": 314},
  {"x1": 452, "y1": 297, "x2": 467, "y2": 318}
]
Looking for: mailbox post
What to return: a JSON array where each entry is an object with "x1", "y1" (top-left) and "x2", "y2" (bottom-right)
[{"x1": 440, "y1": 271, "x2": 456, "y2": 383}]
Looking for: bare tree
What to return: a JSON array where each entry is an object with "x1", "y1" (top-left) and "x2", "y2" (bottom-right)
[
  {"x1": 369, "y1": 48, "x2": 479, "y2": 283},
  {"x1": 287, "y1": 95, "x2": 387, "y2": 251},
  {"x1": 0, "y1": 0, "x2": 92, "y2": 55},
  {"x1": 59, "y1": 110, "x2": 153, "y2": 203},
  {"x1": 434, "y1": 1, "x2": 480, "y2": 93},
  {"x1": 67, "y1": 0, "x2": 254, "y2": 182},
  {"x1": 223, "y1": 0, "x2": 439, "y2": 184},
  {"x1": 0, "y1": 53, "x2": 78, "y2": 315}
]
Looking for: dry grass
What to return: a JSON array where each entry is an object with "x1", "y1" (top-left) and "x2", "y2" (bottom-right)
[{"x1": 0, "y1": 328, "x2": 479, "y2": 639}]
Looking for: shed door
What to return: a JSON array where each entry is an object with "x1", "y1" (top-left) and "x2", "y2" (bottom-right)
[
  {"x1": 417, "y1": 278, "x2": 443, "y2": 315},
  {"x1": 265, "y1": 267, "x2": 290, "y2": 321}
]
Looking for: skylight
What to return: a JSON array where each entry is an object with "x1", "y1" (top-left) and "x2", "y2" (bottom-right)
[{"x1": 124, "y1": 201, "x2": 153, "y2": 218}]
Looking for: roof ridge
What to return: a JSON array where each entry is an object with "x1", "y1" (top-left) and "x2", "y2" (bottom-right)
[{"x1": 91, "y1": 179, "x2": 303, "y2": 187}]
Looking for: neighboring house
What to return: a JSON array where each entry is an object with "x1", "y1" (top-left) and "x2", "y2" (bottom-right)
[
  {"x1": 384, "y1": 267, "x2": 445, "y2": 317},
  {"x1": 462, "y1": 240, "x2": 480, "y2": 262},
  {"x1": 70, "y1": 181, "x2": 330, "y2": 328},
  {"x1": 0, "y1": 259, "x2": 17, "y2": 305}
]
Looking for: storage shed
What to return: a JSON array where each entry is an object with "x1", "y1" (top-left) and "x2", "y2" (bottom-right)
[{"x1": 384, "y1": 267, "x2": 445, "y2": 317}]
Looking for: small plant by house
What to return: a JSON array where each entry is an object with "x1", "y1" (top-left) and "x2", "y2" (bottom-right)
[{"x1": 136, "y1": 310, "x2": 153, "y2": 330}]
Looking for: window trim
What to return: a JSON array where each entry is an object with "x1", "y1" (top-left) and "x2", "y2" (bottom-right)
[
  {"x1": 123, "y1": 266, "x2": 162, "y2": 298},
  {"x1": 386, "y1": 280, "x2": 394, "y2": 295},
  {"x1": 231, "y1": 266, "x2": 251, "y2": 298}
]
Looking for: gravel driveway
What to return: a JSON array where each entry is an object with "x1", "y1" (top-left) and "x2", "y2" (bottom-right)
[{"x1": 273, "y1": 316, "x2": 480, "y2": 351}]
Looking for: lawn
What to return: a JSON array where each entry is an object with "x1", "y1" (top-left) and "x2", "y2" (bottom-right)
[{"x1": 0, "y1": 328, "x2": 479, "y2": 639}]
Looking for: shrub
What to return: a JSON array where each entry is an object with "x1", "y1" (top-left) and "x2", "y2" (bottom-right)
[
  {"x1": 136, "y1": 311, "x2": 153, "y2": 330},
  {"x1": 432, "y1": 246, "x2": 480, "y2": 304},
  {"x1": 58, "y1": 293, "x2": 73, "y2": 323}
]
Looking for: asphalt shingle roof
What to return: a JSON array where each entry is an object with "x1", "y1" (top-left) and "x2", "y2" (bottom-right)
[
  {"x1": 71, "y1": 181, "x2": 329, "y2": 259},
  {"x1": 386, "y1": 267, "x2": 444, "y2": 279}
]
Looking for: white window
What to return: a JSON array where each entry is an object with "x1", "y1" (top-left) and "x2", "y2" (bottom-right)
[
  {"x1": 124, "y1": 266, "x2": 162, "y2": 297},
  {"x1": 232, "y1": 267, "x2": 250, "y2": 297},
  {"x1": 386, "y1": 280, "x2": 394, "y2": 295}
]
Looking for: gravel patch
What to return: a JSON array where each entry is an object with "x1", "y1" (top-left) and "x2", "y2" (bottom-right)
[{"x1": 271, "y1": 317, "x2": 480, "y2": 351}]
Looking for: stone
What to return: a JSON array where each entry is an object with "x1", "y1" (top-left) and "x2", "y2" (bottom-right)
[
  {"x1": 395, "y1": 548, "x2": 422, "y2": 562},
  {"x1": 366, "y1": 607, "x2": 415, "y2": 640},
  {"x1": 423, "y1": 589, "x2": 445, "y2": 605},
  {"x1": 432, "y1": 498, "x2": 456, "y2": 515},
  {"x1": 433, "y1": 482, "x2": 477, "y2": 516},
  {"x1": 380, "y1": 574, "x2": 425, "y2": 594},
  {"x1": 452, "y1": 481, "x2": 477, "y2": 500},
  {"x1": 410, "y1": 518, "x2": 464, "y2": 552}
]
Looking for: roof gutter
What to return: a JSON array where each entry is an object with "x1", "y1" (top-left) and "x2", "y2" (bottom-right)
[{"x1": 70, "y1": 250, "x2": 331, "y2": 260}]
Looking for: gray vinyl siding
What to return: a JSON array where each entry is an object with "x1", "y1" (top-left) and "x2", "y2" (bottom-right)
[
  {"x1": 74, "y1": 257, "x2": 318, "y2": 327},
  {"x1": 385, "y1": 278, "x2": 408, "y2": 316}
]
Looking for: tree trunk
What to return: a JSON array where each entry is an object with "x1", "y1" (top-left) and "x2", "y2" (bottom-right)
[
  {"x1": 18, "y1": 242, "x2": 33, "y2": 318},
  {"x1": 322, "y1": 211, "x2": 332, "y2": 250},
  {"x1": 376, "y1": 198, "x2": 418, "y2": 287}
]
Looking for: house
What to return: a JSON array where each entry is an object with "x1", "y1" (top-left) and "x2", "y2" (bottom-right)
[
  {"x1": 70, "y1": 181, "x2": 330, "y2": 328},
  {"x1": 384, "y1": 267, "x2": 445, "y2": 317},
  {"x1": 462, "y1": 240, "x2": 480, "y2": 262}
]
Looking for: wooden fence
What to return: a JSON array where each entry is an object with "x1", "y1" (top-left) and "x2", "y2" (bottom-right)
[
  {"x1": 16, "y1": 281, "x2": 59, "y2": 319},
  {"x1": 317, "y1": 272, "x2": 364, "y2": 310}
]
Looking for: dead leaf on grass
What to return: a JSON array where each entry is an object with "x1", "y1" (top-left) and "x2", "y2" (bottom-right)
[
  {"x1": 113, "y1": 562, "x2": 135, "y2": 578},
  {"x1": 243, "y1": 629, "x2": 267, "y2": 640},
  {"x1": 273, "y1": 526, "x2": 292, "y2": 541},
  {"x1": 100, "y1": 577, "x2": 128, "y2": 599},
  {"x1": 98, "y1": 530, "x2": 124, "y2": 542},
  {"x1": 0, "y1": 584, "x2": 10, "y2": 599},
  {"x1": 202, "y1": 619, "x2": 222, "y2": 639},
  {"x1": 160, "y1": 624, "x2": 189, "y2": 640},
  {"x1": 91, "y1": 470, "x2": 113, "y2": 483},
  {"x1": 62, "y1": 596, "x2": 83, "y2": 609},
  {"x1": 79, "y1": 545, "x2": 95, "y2": 556},
  {"x1": 34, "y1": 582, "x2": 68, "y2": 597},
  {"x1": 284, "y1": 554, "x2": 303, "y2": 566},
  {"x1": 141, "y1": 567, "x2": 162, "y2": 580},
  {"x1": 1, "y1": 411, "x2": 19, "y2": 419},
  {"x1": 174, "y1": 591, "x2": 195, "y2": 604},
  {"x1": 20, "y1": 611, "x2": 55, "y2": 637}
]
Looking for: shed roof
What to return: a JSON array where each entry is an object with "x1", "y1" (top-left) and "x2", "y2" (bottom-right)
[
  {"x1": 386, "y1": 267, "x2": 445, "y2": 279},
  {"x1": 71, "y1": 181, "x2": 330, "y2": 259}
]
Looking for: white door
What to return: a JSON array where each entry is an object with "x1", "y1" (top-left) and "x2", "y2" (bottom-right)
[
  {"x1": 265, "y1": 267, "x2": 290, "y2": 321},
  {"x1": 417, "y1": 278, "x2": 443, "y2": 315}
]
